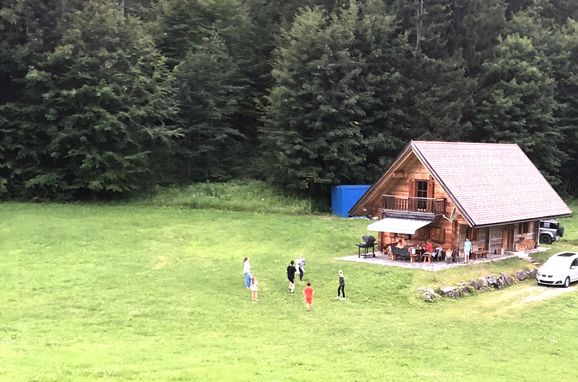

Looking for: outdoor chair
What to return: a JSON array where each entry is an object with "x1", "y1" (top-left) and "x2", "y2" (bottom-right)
[{"x1": 477, "y1": 246, "x2": 488, "y2": 259}]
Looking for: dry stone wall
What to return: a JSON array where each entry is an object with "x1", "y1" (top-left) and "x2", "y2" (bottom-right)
[{"x1": 419, "y1": 269, "x2": 538, "y2": 302}]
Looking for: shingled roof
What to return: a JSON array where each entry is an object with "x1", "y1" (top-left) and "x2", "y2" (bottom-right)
[
  {"x1": 352, "y1": 141, "x2": 572, "y2": 226},
  {"x1": 414, "y1": 141, "x2": 572, "y2": 225}
]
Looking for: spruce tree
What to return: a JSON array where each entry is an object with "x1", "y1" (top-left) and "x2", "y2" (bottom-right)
[
  {"x1": 474, "y1": 34, "x2": 563, "y2": 183},
  {"x1": 349, "y1": 0, "x2": 414, "y2": 180},
  {"x1": 265, "y1": 6, "x2": 364, "y2": 195},
  {"x1": 172, "y1": 31, "x2": 243, "y2": 181},
  {"x1": 265, "y1": 2, "x2": 415, "y2": 198},
  {"x1": 1, "y1": 0, "x2": 179, "y2": 199},
  {"x1": 557, "y1": 21, "x2": 578, "y2": 194},
  {"x1": 0, "y1": 0, "x2": 67, "y2": 196},
  {"x1": 155, "y1": 0, "x2": 259, "y2": 180},
  {"x1": 548, "y1": 19, "x2": 578, "y2": 194}
]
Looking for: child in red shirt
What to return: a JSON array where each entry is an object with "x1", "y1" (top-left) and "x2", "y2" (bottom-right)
[{"x1": 303, "y1": 282, "x2": 315, "y2": 311}]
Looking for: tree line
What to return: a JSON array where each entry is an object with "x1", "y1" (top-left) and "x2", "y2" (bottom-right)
[{"x1": 1, "y1": 0, "x2": 577, "y2": 203}]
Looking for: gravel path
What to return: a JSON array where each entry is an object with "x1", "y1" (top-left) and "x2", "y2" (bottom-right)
[{"x1": 521, "y1": 285, "x2": 576, "y2": 303}]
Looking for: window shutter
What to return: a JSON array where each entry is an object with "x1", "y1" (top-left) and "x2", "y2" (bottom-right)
[
  {"x1": 409, "y1": 179, "x2": 417, "y2": 197},
  {"x1": 408, "y1": 179, "x2": 416, "y2": 210},
  {"x1": 427, "y1": 180, "x2": 434, "y2": 198}
]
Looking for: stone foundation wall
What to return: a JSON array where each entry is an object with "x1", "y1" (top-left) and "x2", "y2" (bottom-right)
[{"x1": 418, "y1": 268, "x2": 538, "y2": 302}]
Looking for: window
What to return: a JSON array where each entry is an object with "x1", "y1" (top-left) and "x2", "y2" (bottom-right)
[
  {"x1": 466, "y1": 227, "x2": 478, "y2": 241},
  {"x1": 541, "y1": 221, "x2": 559, "y2": 229},
  {"x1": 518, "y1": 222, "x2": 529, "y2": 233},
  {"x1": 416, "y1": 181, "x2": 428, "y2": 210}
]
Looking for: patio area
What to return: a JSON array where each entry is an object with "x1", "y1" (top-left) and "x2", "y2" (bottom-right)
[{"x1": 338, "y1": 248, "x2": 547, "y2": 272}]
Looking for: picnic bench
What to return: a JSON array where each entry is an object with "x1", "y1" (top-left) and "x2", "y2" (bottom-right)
[{"x1": 471, "y1": 246, "x2": 489, "y2": 260}]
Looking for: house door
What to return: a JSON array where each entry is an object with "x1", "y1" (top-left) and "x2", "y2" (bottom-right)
[
  {"x1": 416, "y1": 181, "x2": 428, "y2": 211},
  {"x1": 410, "y1": 179, "x2": 435, "y2": 212},
  {"x1": 501, "y1": 225, "x2": 514, "y2": 251}
]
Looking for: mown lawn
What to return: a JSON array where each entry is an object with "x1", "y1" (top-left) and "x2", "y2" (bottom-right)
[{"x1": 1, "y1": 202, "x2": 577, "y2": 381}]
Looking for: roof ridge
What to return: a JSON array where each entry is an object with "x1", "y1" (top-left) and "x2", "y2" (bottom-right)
[{"x1": 412, "y1": 140, "x2": 519, "y2": 146}]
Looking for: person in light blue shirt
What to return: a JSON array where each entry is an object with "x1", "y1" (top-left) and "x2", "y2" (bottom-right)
[{"x1": 463, "y1": 238, "x2": 472, "y2": 263}]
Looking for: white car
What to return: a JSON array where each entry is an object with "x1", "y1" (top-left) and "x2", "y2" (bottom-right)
[{"x1": 536, "y1": 252, "x2": 578, "y2": 288}]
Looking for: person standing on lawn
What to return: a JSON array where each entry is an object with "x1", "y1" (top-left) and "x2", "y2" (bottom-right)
[
  {"x1": 296, "y1": 255, "x2": 306, "y2": 281},
  {"x1": 243, "y1": 257, "x2": 251, "y2": 288},
  {"x1": 304, "y1": 281, "x2": 315, "y2": 311},
  {"x1": 336, "y1": 270, "x2": 346, "y2": 300},
  {"x1": 463, "y1": 237, "x2": 472, "y2": 263},
  {"x1": 250, "y1": 276, "x2": 259, "y2": 302},
  {"x1": 287, "y1": 260, "x2": 297, "y2": 293}
]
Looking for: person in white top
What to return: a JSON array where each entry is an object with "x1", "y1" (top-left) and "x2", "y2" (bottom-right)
[
  {"x1": 250, "y1": 276, "x2": 259, "y2": 301},
  {"x1": 243, "y1": 257, "x2": 251, "y2": 288},
  {"x1": 296, "y1": 256, "x2": 306, "y2": 281}
]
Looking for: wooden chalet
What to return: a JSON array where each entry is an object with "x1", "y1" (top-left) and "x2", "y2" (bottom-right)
[{"x1": 349, "y1": 141, "x2": 572, "y2": 258}]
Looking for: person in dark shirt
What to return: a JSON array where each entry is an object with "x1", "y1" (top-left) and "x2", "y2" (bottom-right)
[
  {"x1": 287, "y1": 260, "x2": 297, "y2": 293},
  {"x1": 336, "y1": 270, "x2": 346, "y2": 300}
]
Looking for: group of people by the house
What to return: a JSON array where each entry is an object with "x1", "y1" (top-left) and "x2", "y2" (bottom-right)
[
  {"x1": 390, "y1": 236, "x2": 473, "y2": 264},
  {"x1": 241, "y1": 236, "x2": 473, "y2": 308},
  {"x1": 242, "y1": 255, "x2": 346, "y2": 310}
]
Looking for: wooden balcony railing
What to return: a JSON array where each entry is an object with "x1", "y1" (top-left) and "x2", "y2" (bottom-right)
[{"x1": 382, "y1": 195, "x2": 446, "y2": 215}]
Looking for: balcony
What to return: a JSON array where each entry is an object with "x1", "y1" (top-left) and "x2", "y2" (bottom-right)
[{"x1": 382, "y1": 195, "x2": 446, "y2": 215}]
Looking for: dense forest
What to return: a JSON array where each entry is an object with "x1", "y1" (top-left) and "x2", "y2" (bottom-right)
[{"x1": 1, "y1": 0, "x2": 577, "y2": 203}]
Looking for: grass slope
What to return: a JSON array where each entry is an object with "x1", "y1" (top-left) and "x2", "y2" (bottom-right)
[
  {"x1": 139, "y1": 181, "x2": 312, "y2": 215},
  {"x1": 1, "y1": 201, "x2": 577, "y2": 381}
]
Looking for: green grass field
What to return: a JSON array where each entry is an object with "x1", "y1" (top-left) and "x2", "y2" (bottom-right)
[{"x1": 1, "y1": 195, "x2": 577, "y2": 381}]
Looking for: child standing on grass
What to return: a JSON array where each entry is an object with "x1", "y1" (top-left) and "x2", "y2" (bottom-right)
[
  {"x1": 287, "y1": 260, "x2": 297, "y2": 293},
  {"x1": 336, "y1": 270, "x2": 345, "y2": 300},
  {"x1": 303, "y1": 282, "x2": 315, "y2": 311},
  {"x1": 296, "y1": 255, "x2": 306, "y2": 281},
  {"x1": 243, "y1": 257, "x2": 251, "y2": 288},
  {"x1": 250, "y1": 276, "x2": 259, "y2": 302}
]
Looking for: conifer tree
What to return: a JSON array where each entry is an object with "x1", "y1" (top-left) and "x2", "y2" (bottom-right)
[
  {"x1": 474, "y1": 34, "x2": 563, "y2": 183},
  {"x1": 264, "y1": 6, "x2": 364, "y2": 195},
  {"x1": 1, "y1": 0, "x2": 179, "y2": 198},
  {"x1": 155, "y1": 0, "x2": 258, "y2": 179},
  {"x1": 391, "y1": 0, "x2": 475, "y2": 141},
  {"x1": 0, "y1": 0, "x2": 68, "y2": 195},
  {"x1": 349, "y1": 0, "x2": 414, "y2": 179},
  {"x1": 557, "y1": 21, "x2": 578, "y2": 194},
  {"x1": 172, "y1": 31, "x2": 243, "y2": 181},
  {"x1": 265, "y1": 2, "x2": 415, "y2": 197}
]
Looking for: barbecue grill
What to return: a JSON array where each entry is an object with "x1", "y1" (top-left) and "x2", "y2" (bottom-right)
[{"x1": 356, "y1": 235, "x2": 376, "y2": 258}]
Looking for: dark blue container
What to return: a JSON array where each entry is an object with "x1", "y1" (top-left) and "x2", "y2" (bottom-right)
[{"x1": 331, "y1": 185, "x2": 371, "y2": 217}]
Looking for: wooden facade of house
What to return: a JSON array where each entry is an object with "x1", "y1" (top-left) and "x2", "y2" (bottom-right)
[{"x1": 349, "y1": 141, "x2": 572, "y2": 258}]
